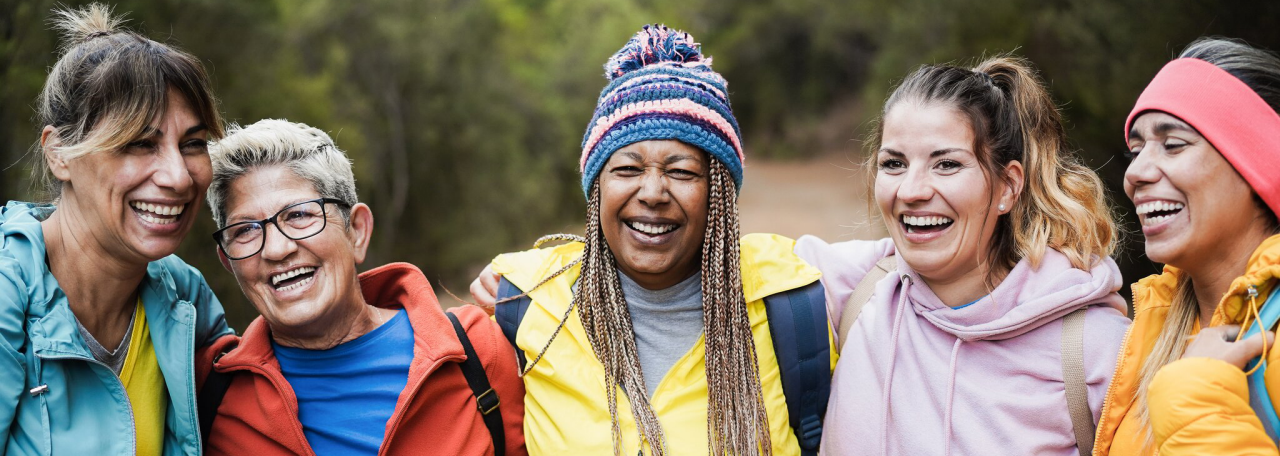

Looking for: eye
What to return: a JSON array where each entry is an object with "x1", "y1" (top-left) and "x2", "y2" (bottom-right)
[
  {"x1": 181, "y1": 139, "x2": 208, "y2": 155},
  {"x1": 934, "y1": 159, "x2": 963, "y2": 173},
  {"x1": 125, "y1": 139, "x2": 157, "y2": 154},
  {"x1": 878, "y1": 158, "x2": 906, "y2": 172},
  {"x1": 1163, "y1": 140, "x2": 1189, "y2": 151},
  {"x1": 611, "y1": 165, "x2": 644, "y2": 176},
  {"x1": 667, "y1": 168, "x2": 700, "y2": 180},
  {"x1": 230, "y1": 223, "x2": 262, "y2": 242}
]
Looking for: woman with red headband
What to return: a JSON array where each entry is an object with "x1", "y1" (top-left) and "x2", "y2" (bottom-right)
[{"x1": 1094, "y1": 37, "x2": 1280, "y2": 455}]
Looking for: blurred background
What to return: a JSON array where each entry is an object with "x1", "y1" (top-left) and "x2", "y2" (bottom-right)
[{"x1": 3, "y1": 0, "x2": 1277, "y2": 330}]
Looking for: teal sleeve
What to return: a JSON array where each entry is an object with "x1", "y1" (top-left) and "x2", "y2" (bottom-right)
[{"x1": 0, "y1": 259, "x2": 30, "y2": 453}]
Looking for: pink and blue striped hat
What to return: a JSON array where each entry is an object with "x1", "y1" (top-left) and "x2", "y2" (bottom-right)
[{"x1": 579, "y1": 24, "x2": 745, "y2": 197}]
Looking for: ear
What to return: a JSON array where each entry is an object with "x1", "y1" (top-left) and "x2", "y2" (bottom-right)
[
  {"x1": 215, "y1": 245, "x2": 233, "y2": 272},
  {"x1": 41, "y1": 126, "x2": 72, "y2": 182},
  {"x1": 346, "y1": 203, "x2": 374, "y2": 265},
  {"x1": 998, "y1": 160, "x2": 1025, "y2": 214}
]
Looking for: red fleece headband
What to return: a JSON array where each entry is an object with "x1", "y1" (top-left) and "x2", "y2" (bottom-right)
[{"x1": 1125, "y1": 57, "x2": 1280, "y2": 216}]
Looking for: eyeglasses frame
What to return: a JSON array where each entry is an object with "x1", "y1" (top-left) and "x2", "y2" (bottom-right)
[{"x1": 212, "y1": 197, "x2": 351, "y2": 261}]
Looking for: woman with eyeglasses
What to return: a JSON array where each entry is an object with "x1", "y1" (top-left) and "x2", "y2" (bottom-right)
[{"x1": 0, "y1": 4, "x2": 233, "y2": 455}]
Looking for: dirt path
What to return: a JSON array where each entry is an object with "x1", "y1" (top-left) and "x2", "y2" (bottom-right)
[{"x1": 737, "y1": 154, "x2": 887, "y2": 242}]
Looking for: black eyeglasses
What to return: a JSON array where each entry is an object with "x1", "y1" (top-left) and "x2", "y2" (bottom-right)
[{"x1": 213, "y1": 197, "x2": 350, "y2": 260}]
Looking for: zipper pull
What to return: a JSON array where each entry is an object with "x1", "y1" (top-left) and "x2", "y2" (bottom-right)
[
  {"x1": 1249, "y1": 285, "x2": 1260, "y2": 299},
  {"x1": 29, "y1": 384, "x2": 49, "y2": 397}
]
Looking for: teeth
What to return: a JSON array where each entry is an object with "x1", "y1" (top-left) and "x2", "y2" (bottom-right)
[
  {"x1": 137, "y1": 212, "x2": 178, "y2": 225},
  {"x1": 630, "y1": 221, "x2": 677, "y2": 235},
  {"x1": 272, "y1": 266, "x2": 316, "y2": 286},
  {"x1": 276, "y1": 274, "x2": 315, "y2": 292},
  {"x1": 902, "y1": 215, "x2": 954, "y2": 227},
  {"x1": 1136, "y1": 201, "x2": 1184, "y2": 215},
  {"x1": 130, "y1": 201, "x2": 185, "y2": 217}
]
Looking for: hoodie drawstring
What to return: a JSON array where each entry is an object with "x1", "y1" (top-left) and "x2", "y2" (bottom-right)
[
  {"x1": 943, "y1": 338, "x2": 963, "y2": 456},
  {"x1": 880, "y1": 274, "x2": 913, "y2": 454}
]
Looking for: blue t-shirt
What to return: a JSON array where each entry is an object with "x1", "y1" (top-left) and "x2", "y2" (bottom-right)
[{"x1": 273, "y1": 308, "x2": 414, "y2": 456}]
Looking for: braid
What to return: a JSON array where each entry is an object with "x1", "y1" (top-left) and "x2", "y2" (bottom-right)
[
  {"x1": 702, "y1": 160, "x2": 771, "y2": 455},
  {"x1": 578, "y1": 184, "x2": 668, "y2": 455}
]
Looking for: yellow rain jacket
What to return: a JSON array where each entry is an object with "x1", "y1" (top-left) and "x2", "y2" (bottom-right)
[
  {"x1": 491, "y1": 233, "x2": 831, "y2": 455},
  {"x1": 1094, "y1": 234, "x2": 1280, "y2": 455}
]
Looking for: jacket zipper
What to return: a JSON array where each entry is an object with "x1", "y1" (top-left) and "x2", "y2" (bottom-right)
[
  {"x1": 37, "y1": 353, "x2": 139, "y2": 454},
  {"x1": 378, "y1": 355, "x2": 462, "y2": 456},
  {"x1": 1091, "y1": 283, "x2": 1140, "y2": 456}
]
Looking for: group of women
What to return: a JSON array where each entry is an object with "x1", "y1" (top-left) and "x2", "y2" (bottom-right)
[{"x1": 3, "y1": 2, "x2": 1280, "y2": 455}]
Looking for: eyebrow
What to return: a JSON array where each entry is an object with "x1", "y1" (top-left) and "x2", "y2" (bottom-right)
[
  {"x1": 878, "y1": 148, "x2": 969, "y2": 157},
  {"x1": 135, "y1": 123, "x2": 208, "y2": 139},
  {"x1": 1129, "y1": 120, "x2": 1197, "y2": 141},
  {"x1": 663, "y1": 154, "x2": 698, "y2": 165}
]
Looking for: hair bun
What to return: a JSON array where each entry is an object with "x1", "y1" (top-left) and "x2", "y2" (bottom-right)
[
  {"x1": 51, "y1": 3, "x2": 125, "y2": 47},
  {"x1": 604, "y1": 24, "x2": 709, "y2": 81}
]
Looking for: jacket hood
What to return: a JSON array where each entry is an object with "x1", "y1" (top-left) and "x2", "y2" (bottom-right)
[
  {"x1": 1, "y1": 202, "x2": 54, "y2": 280},
  {"x1": 900, "y1": 247, "x2": 1126, "y2": 341},
  {"x1": 1132, "y1": 233, "x2": 1280, "y2": 328}
]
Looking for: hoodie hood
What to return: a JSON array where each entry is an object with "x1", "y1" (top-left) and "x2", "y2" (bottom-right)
[{"x1": 899, "y1": 246, "x2": 1126, "y2": 342}]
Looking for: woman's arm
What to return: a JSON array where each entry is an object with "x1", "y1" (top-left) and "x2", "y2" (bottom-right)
[
  {"x1": 1148, "y1": 325, "x2": 1279, "y2": 455},
  {"x1": 0, "y1": 261, "x2": 30, "y2": 453}
]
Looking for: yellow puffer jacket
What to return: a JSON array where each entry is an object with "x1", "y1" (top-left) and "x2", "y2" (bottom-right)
[
  {"x1": 1094, "y1": 234, "x2": 1280, "y2": 455},
  {"x1": 491, "y1": 233, "x2": 830, "y2": 455}
]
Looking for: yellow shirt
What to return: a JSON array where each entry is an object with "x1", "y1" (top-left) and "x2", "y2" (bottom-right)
[{"x1": 120, "y1": 299, "x2": 168, "y2": 456}]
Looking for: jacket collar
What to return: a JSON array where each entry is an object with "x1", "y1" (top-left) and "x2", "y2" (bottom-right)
[
  {"x1": 1133, "y1": 233, "x2": 1280, "y2": 326},
  {"x1": 218, "y1": 262, "x2": 465, "y2": 375}
]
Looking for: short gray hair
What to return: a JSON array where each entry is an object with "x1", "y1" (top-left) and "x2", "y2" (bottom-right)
[{"x1": 207, "y1": 119, "x2": 358, "y2": 228}]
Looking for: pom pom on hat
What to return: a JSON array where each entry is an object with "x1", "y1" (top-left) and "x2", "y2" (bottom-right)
[{"x1": 604, "y1": 24, "x2": 711, "y2": 81}]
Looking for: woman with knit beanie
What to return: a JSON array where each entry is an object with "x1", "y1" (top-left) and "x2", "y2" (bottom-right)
[
  {"x1": 1093, "y1": 38, "x2": 1280, "y2": 455},
  {"x1": 473, "y1": 25, "x2": 832, "y2": 455},
  {"x1": 794, "y1": 56, "x2": 1129, "y2": 455}
]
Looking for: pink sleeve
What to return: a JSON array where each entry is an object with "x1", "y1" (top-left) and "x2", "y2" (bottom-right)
[{"x1": 792, "y1": 235, "x2": 895, "y2": 324}]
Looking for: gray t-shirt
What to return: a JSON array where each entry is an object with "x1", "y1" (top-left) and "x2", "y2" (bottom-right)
[
  {"x1": 74, "y1": 306, "x2": 136, "y2": 376},
  {"x1": 618, "y1": 271, "x2": 704, "y2": 398}
]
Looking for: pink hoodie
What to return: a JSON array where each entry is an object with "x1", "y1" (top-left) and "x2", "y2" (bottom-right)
[{"x1": 794, "y1": 236, "x2": 1130, "y2": 456}]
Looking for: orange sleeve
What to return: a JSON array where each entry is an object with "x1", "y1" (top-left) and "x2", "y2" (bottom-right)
[{"x1": 1149, "y1": 357, "x2": 1280, "y2": 455}]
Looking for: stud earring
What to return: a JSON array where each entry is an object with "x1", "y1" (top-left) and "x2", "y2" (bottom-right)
[{"x1": 998, "y1": 204, "x2": 1006, "y2": 211}]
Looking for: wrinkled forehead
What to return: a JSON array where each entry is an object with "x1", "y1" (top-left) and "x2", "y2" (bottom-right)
[{"x1": 224, "y1": 165, "x2": 321, "y2": 223}]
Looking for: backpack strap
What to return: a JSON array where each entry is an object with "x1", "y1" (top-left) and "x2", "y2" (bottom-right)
[
  {"x1": 494, "y1": 277, "x2": 532, "y2": 371},
  {"x1": 1241, "y1": 286, "x2": 1280, "y2": 443},
  {"x1": 763, "y1": 280, "x2": 831, "y2": 456},
  {"x1": 446, "y1": 311, "x2": 506, "y2": 456},
  {"x1": 838, "y1": 256, "x2": 895, "y2": 351},
  {"x1": 198, "y1": 352, "x2": 233, "y2": 446},
  {"x1": 1060, "y1": 307, "x2": 1094, "y2": 456}
]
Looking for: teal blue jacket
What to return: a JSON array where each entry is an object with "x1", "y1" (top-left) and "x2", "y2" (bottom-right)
[{"x1": 0, "y1": 201, "x2": 233, "y2": 455}]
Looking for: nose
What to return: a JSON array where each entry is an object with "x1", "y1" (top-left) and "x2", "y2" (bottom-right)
[
  {"x1": 1124, "y1": 142, "x2": 1161, "y2": 197},
  {"x1": 896, "y1": 165, "x2": 934, "y2": 203},
  {"x1": 151, "y1": 141, "x2": 195, "y2": 192},
  {"x1": 259, "y1": 222, "x2": 298, "y2": 262},
  {"x1": 635, "y1": 168, "x2": 671, "y2": 207}
]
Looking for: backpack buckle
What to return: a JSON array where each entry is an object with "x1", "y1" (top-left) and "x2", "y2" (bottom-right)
[
  {"x1": 798, "y1": 414, "x2": 823, "y2": 448},
  {"x1": 476, "y1": 388, "x2": 501, "y2": 415}
]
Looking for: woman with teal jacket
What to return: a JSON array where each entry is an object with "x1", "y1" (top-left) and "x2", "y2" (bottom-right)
[{"x1": 0, "y1": 4, "x2": 232, "y2": 455}]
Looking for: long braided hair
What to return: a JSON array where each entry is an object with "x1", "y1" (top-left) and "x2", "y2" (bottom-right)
[{"x1": 518, "y1": 158, "x2": 770, "y2": 455}]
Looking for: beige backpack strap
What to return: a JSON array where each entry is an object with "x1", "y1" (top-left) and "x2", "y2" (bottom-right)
[
  {"x1": 1061, "y1": 307, "x2": 1094, "y2": 456},
  {"x1": 837, "y1": 256, "x2": 896, "y2": 351}
]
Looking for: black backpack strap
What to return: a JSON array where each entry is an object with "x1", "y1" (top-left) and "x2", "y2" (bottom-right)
[
  {"x1": 763, "y1": 280, "x2": 832, "y2": 456},
  {"x1": 198, "y1": 352, "x2": 233, "y2": 446},
  {"x1": 494, "y1": 276, "x2": 532, "y2": 371},
  {"x1": 446, "y1": 311, "x2": 506, "y2": 456}
]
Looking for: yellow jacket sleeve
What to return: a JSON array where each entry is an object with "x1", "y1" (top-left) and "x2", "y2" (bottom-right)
[{"x1": 1149, "y1": 357, "x2": 1280, "y2": 455}]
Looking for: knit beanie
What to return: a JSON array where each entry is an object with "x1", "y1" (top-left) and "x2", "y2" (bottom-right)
[{"x1": 579, "y1": 24, "x2": 745, "y2": 197}]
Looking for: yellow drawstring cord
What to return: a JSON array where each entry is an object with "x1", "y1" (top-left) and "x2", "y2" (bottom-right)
[{"x1": 1237, "y1": 285, "x2": 1269, "y2": 376}]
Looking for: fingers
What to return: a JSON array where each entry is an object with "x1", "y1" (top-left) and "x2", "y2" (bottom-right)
[
  {"x1": 471, "y1": 275, "x2": 497, "y2": 310},
  {"x1": 1236, "y1": 330, "x2": 1277, "y2": 364},
  {"x1": 480, "y1": 265, "x2": 500, "y2": 296}
]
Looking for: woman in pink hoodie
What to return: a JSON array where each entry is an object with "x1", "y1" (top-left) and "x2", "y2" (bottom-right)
[{"x1": 800, "y1": 56, "x2": 1130, "y2": 455}]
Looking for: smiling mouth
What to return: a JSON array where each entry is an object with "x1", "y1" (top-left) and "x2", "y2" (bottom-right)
[
  {"x1": 1136, "y1": 201, "x2": 1184, "y2": 227},
  {"x1": 626, "y1": 221, "x2": 679, "y2": 236},
  {"x1": 129, "y1": 201, "x2": 185, "y2": 225},
  {"x1": 272, "y1": 266, "x2": 317, "y2": 291},
  {"x1": 901, "y1": 215, "x2": 954, "y2": 234}
]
